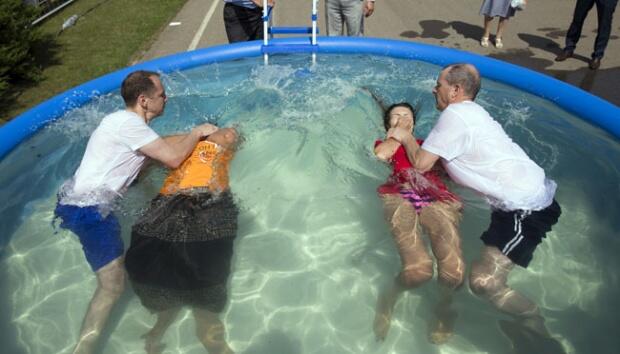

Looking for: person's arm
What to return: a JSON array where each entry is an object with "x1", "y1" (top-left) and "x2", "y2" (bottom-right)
[
  {"x1": 364, "y1": 0, "x2": 375, "y2": 17},
  {"x1": 161, "y1": 134, "x2": 192, "y2": 145},
  {"x1": 140, "y1": 123, "x2": 218, "y2": 168},
  {"x1": 374, "y1": 138, "x2": 400, "y2": 161},
  {"x1": 387, "y1": 127, "x2": 440, "y2": 173}
]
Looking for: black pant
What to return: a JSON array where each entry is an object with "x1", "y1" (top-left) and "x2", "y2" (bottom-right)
[
  {"x1": 565, "y1": 0, "x2": 618, "y2": 58},
  {"x1": 223, "y1": 3, "x2": 264, "y2": 43}
]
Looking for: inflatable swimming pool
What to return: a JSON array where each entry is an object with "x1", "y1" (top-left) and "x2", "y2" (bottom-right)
[{"x1": 1, "y1": 37, "x2": 619, "y2": 354}]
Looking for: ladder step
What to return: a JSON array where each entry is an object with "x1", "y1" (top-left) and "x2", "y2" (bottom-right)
[
  {"x1": 262, "y1": 44, "x2": 318, "y2": 54},
  {"x1": 269, "y1": 26, "x2": 318, "y2": 35}
]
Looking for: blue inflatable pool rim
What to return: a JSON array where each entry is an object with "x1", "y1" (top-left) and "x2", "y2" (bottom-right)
[{"x1": 1, "y1": 36, "x2": 619, "y2": 159}]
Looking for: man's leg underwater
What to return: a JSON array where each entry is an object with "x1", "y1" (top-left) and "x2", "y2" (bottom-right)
[
  {"x1": 469, "y1": 246, "x2": 548, "y2": 333},
  {"x1": 73, "y1": 257, "x2": 126, "y2": 354}
]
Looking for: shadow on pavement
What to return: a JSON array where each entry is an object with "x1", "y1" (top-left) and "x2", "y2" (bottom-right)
[
  {"x1": 518, "y1": 33, "x2": 564, "y2": 56},
  {"x1": 400, "y1": 19, "x2": 452, "y2": 39},
  {"x1": 488, "y1": 48, "x2": 554, "y2": 72},
  {"x1": 401, "y1": 20, "x2": 484, "y2": 42},
  {"x1": 489, "y1": 48, "x2": 620, "y2": 106},
  {"x1": 537, "y1": 27, "x2": 568, "y2": 40},
  {"x1": 399, "y1": 19, "x2": 619, "y2": 107},
  {"x1": 449, "y1": 20, "x2": 485, "y2": 42}
]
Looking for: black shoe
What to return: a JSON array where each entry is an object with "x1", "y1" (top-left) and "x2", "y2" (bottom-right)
[
  {"x1": 589, "y1": 57, "x2": 601, "y2": 70},
  {"x1": 554, "y1": 50, "x2": 573, "y2": 62}
]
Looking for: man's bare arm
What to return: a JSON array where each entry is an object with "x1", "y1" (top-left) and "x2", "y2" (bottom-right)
[
  {"x1": 387, "y1": 127, "x2": 440, "y2": 173},
  {"x1": 140, "y1": 123, "x2": 218, "y2": 168}
]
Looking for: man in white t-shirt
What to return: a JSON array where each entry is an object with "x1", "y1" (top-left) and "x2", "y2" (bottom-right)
[
  {"x1": 387, "y1": 64, "x2": 561, "y2": 338},
  {"x1": 54, "y1": 70, "x2": 218, "y2": 354}
]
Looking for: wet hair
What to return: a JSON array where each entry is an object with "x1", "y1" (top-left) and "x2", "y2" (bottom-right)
[
  {"x1": 120, "y1": 70, "x2": 160, "y2": 107},
  {"x1": 383, "y1": 102, "x2": 416, "y2": 131},
  {"x1": 443, "y1": 63, "x2": 481, "y2": 100}
]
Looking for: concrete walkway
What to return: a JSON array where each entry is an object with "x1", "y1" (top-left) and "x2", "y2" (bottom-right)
[{"x1": 138, "y1": 0, "x2": 620, "y2": 107}]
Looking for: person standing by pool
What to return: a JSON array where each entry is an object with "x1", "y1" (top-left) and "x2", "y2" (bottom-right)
[
  {"x1": 54, "y1": 70, "x2": 218, "y2": 354},
  {"x1": 125, "y1": 126, "x2": 239, "y2": 354},
  {"x1": 223, "y1": 0, "x2": 275, "y2": 43},
  {"x1": 325, "y1": 0, "x2": 375, "y2": 36},
  {"x1": 388, "y1": 63, "x2": 561, "y2": 338},
  {"x1": 479, "y1": 0, "x2": 526, "y2": 48},
  {"x1": 555, "y1": 0, "x2": 619, "y2": 70},
  {"x1": 372, "y1": 101, "x2": 465, "y2": 344}
]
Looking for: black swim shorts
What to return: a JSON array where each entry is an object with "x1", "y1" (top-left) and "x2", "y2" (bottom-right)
[{"x1": 481, "y1": 199, "x2": 561, "y2": 268}]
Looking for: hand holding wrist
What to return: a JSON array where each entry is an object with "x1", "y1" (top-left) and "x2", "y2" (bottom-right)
[{"x1": 192, "y1": 123, "x2": 218, "y2": 138}]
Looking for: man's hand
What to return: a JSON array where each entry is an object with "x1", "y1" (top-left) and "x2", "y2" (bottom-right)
[
  {"x1": 395, "y1": 115, "x2": 413, "y2": 132},
  {"x1": 193, "y1": 123, "x2": 219, "y2": 138},
  {"x1": 364, "y1": 1, "x2": 375, "y2": 17},
  {"x1": 387, "y1": 126, "x2": 413, "y2": 144}
]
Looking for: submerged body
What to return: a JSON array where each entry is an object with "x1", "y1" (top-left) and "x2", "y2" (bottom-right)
[
  {"x1": 125, "y1": 127, "x2": 239, "y2": 354},
  {"x1": 53, "y1": 71, "x2": 217, "y2": 354},
  {"x1": 399, "y1": 63, "x2": 563, "y2": 348},
  {"x1": 372, "y1": 103, "x2": 464, "y2": 344}
]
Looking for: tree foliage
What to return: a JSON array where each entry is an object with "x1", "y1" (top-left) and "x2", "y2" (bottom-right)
[{"x1": 0, "y1": 0, "x2": 42, "y2": 95}]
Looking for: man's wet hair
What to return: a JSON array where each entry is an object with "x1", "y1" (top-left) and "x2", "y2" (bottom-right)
[
  {"x1": 121, "y1": 70, "x2": 160, "y2": 107},
  {"x1": 443, "y1": 63, "x2": 481, "y2": 100}
]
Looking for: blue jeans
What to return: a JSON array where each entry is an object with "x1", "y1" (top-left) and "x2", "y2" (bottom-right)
[{"x1": 565, "y1": 0, "x2": 619, "y2": 58}]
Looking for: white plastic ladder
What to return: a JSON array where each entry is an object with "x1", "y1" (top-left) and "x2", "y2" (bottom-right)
[{"x1": 262, "y1": 0, "x2": 319, "y2": 65}]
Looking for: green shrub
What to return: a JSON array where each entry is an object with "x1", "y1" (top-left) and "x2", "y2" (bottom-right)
[{"x1": 0, "y1": 0, "x2": 42, "y2": 95}]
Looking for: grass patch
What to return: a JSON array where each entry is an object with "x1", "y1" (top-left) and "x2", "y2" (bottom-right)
[{"x1": 1, "y1": 0, "x2": 187, "y2": 123}]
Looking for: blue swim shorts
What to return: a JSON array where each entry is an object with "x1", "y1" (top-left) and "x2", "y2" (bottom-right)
[{"x1": 54, "y1": 203, "x2": 124, "y2": 272}]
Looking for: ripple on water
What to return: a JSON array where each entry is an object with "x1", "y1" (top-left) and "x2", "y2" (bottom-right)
[{"x1": 2, "y1": 54, "x2": 620, "y2": 354}]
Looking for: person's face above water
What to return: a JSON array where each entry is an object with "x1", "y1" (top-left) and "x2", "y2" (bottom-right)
[
  {"x1": 388, "y1": 106, "x2": 414, "y2": 132},
  {"x1": 432, "y1": 70, "x2": 454, "y2": 112},
  {"x1": 146, "y1": 76, "x2": 168, "y2": 119}
]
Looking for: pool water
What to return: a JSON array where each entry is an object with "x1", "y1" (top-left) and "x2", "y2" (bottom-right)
[{"x1": 1, "y1": 55, "x2": 619, "y2": 354}]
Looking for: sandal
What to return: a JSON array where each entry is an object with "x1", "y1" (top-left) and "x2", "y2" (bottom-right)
[
  {"x1": 495, "y1": 37, "x2": 503, "y2": 49},
  {"x1": 480, "y1": 36, "x2": 489, "y2": 48}
]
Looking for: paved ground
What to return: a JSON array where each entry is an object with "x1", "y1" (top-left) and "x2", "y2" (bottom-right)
[{"x1": 138, "y1": 0, "x2": 620, "y2": 107}]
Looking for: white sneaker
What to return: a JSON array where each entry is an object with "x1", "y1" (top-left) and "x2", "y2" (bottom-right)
[
  {"x1": 480, "y1": 37, "x2": 489, "y2": 47},
  {"x1": 495, "y1": 38, "x2": 503, "y2": 48}
]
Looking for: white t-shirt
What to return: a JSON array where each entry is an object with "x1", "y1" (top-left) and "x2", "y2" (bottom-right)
[
  {"x1": 59, "y1": 110, "x2": 160, "y2": 207},
  {"x1": 422, "y1": 101, "x2": 556, "y2": 211}
]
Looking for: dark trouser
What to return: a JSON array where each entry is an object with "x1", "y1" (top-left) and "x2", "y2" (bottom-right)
[
  {"x1": 565, "y1": 0, "x2": 618, "y2": 58},
  {"x1": 223, "y1": 3, "x2": 264, "y2": 43}
]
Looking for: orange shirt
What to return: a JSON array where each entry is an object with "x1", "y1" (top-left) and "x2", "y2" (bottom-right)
[{"x1": 160, "y1": 140, "x2": 233, "y2": 195}]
